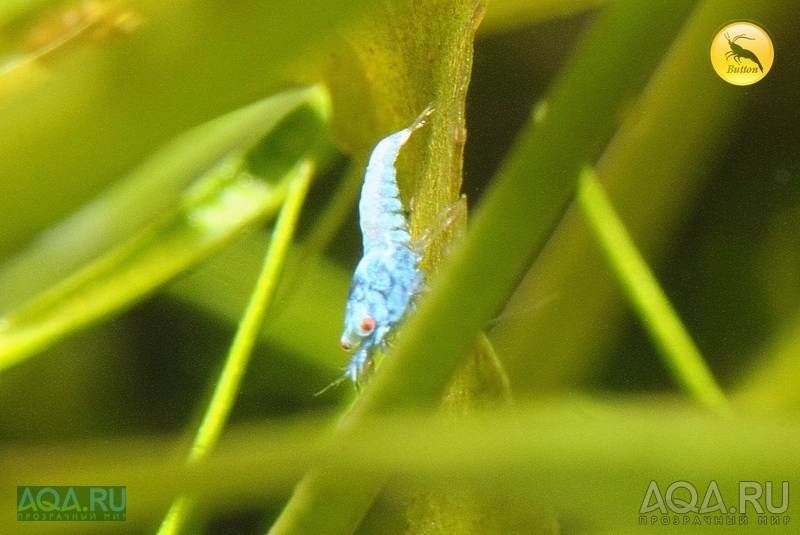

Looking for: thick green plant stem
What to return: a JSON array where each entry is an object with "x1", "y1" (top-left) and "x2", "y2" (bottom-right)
[
  {"x1": 577, "y1": 167, "x2": 730, "y2": 413},
  {"x1": 158, "y1": 162, "x2": 314, "y2": 535}
]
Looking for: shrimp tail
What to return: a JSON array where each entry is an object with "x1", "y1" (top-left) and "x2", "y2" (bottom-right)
[{"x1": 359, "y1": 104, "x2": 435, "y2": 250}]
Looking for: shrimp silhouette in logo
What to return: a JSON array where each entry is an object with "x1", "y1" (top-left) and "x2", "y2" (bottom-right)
[{"x1": 724, "y1": 32, "x2": 763, "y2": 72}]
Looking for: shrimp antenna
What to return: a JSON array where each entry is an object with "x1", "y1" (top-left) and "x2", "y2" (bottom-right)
[
  {"x1": 314, "y1": 375, "x2": 348, "y2": 397},
  {"x1": 410, "y1": 102, "x2": 436, "y2": 131}
]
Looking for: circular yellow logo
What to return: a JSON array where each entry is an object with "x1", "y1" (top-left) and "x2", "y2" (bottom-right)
[{"x1": 710, "y1": 21, "x2": 774, "y2": 85}]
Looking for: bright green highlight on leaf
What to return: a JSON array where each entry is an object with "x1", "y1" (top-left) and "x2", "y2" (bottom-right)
[
  {"x1": 158, "y1": 161, "x2": 315, "y2": 535},
  {"x1": 577, "y1": 167, "x2": 730, "y2": 413}
]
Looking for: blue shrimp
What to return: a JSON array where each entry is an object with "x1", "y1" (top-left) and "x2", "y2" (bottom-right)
[{"x1": 339, "y1": 104, "x2": 434, "y2": 385}]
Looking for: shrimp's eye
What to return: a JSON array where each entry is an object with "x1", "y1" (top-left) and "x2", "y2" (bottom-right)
[{"x1": 360, "y1": 316, "x2": 376, "y2": 335}]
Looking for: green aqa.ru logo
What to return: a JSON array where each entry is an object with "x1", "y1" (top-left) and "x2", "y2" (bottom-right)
[{"x1": 17, "y1": 486, "x2": 126, "y2": 521}]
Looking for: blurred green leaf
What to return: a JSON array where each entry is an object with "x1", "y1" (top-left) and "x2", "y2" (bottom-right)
[
  {"x1": 166, "y1": 235, "x2": 351, "y2": 376},
  {"x1": 488, "y1": 0, "x2": 794, "y2": 394},
  {"x1": 2, "y1": 402, "x2": 796, "y2": 534},
  {"x1": 159, "y1": 160, "x2": 315, "y2": 535},
  {"x1": 0, "y1": 0, "x2": 371, "y2": 255},
  {"x1": 577, "y1": 167, "x2": 728, "y2": 412},
  {"x1": 0, "y1": 0, "x2": 54, "y2": 25},
  {"x1": 0, "y1": 86, "x2": 323, "y2": 310},
  {"x1": 734, "y1": 311, "x2": 800, "y2": 411},
  {"x1": 480, "y1": 0, "x2": 604, "y2": 35},
  {"x1": 0, "y1": 85, "x2": 331, "y2": 374}
]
